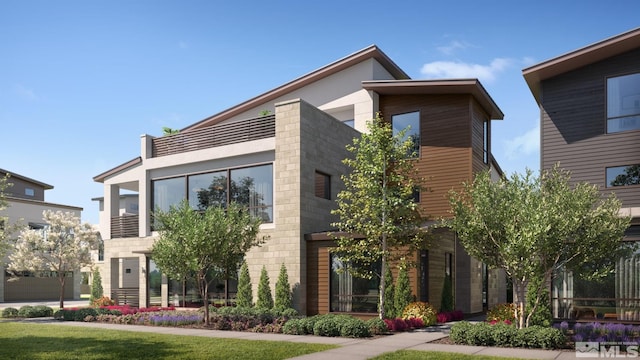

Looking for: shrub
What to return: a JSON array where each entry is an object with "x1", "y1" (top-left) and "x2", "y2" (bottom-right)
[
  {"x1": 90, "y1": 268, "x2": 104, "y2": 304},
  {"x1": 339, "y1": 317, "x2": 370, "y2": 338},
  {"x1": 282, "y1": 318, "x2": 307, "y2": 335},
  {"x1": 366, "y1": 318, "x2": 388, "y2": 335},
  {"x1": 18, "y1": 306, "x2": 38, "y2": 318},
  {"x1": 299, "y1": 315, "x2": 321, "y2": 334},
  {"x1": 526, "y1": 275, "x2": 552, "y2": 327},
  {"x1": 91, "y1": 296, "x2": 115, "y2": 307},
  {"x1": 33, "y1": 305, "x2": 54, "y2": 317},
  {"x1": 384, "y1": 318, "x2": 408, "y2": 332},
  {"x1": 313, "y1": 315, "x2": 342, "y2": 337},
  {"x1": 450, "y1": 321, "x2": 474, "y2": 344},
  {"x1": 491, "y1": 322, "x2": 518, "y2": 346},
  {"x1": 401, "y1": 301, "x2": 437, "y2": 326},
  {"x1": 394, "y1": 266, "x2": 412, "y2": 318},
  {"x1": 450, "y1": 321, "x2": 565, "y2": 349},
  {"x1": 487, "y1": 303, "x2": 516, "y2": 323},
  {"x1": 467, "y1": 322, "x2": 495, "y2": 346},
  {"x1": 274, "y1": 263, "x2": 291, "y2": 309},
  {"x1": 440, "y1": 275, "x2": 454, "y2": 312},
  {"x1": 383, "y1": 266, "x2": 395, "y2": 318},
  {"x1": 1, "y1": 307, "x2": 19, "y2": 318},
  {"x1": 236, "y1": 261, "x2": 252, "y2": 308},
  {"x1": 256, "y1": 266, "x2": 273, "y2": 309}
]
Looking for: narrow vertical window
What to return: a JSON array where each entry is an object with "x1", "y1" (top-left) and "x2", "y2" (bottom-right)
[
  {"x1": 315, "y1": 171, "x2": 331, "y2": 199},
  {"x1": 392, "y1": 111, "x2": 420, "y2": 157},
  {"x1": 483, "y1": 121, "x2": 489, "y2": 164}
]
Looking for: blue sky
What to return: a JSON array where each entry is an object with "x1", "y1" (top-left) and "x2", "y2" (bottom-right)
[{"x1": 1, "y1": 1, "x2": 639, "y2": 224}]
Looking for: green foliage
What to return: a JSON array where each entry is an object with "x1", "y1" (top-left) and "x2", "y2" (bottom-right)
[
  {"x1": 256, "y1": 266, "x2": 274, "y2": 309},
  {"x1": 447, "y1": 165, "x2": 632, "y2": 327},
  {"x1": 274, "y1": 263, "x2": 291, "y2": 309},
  {"x1": 152, "y1": 200, "x2": 264, "y2": 324},
  {"x1": 394, "y1": 266, "x2": 412, "y2": 319},
  {"x1": 236, "y1": 261, "x2": 253, "y2": 308},
  {"x1": 0, "y1": 174, "x2": 15, "y2": 261},
  {"x1": 161, "y1": 127, "x2": 179, "y2": 136},
  {"x1": 449, "y1": 322, "x2": 565, "y2": 349},
  {"x1": 338, "y1": 316, "x2": 370, "y2": 338},
  {"x1": 486, "y1": 303, "x2": 516, "y2": 323},
  {"x1": 366, "y1": 318, "x2": 389, "y2": 335},
  {"x1": 330, "y1": 114, "x2": 430, "y2": 319},
  {"x1": 282, "y1": 318, "x2": 306, "y2": 335},
  {"x1": 1, "y1": 307, "x2": 19, "y2": 318},
  {"x1": 440, "y1": 276, "x2": 454, "y2": 312},
  {"x1": 90, "y1": 268, "x2": 104, "y2": 304},
  {"x1": 526, "y1": 275, "x2": 552, "y2": 327},
  {"x1": 383, "y1": 266, "x2": 395, "y2": 318},
  {"x1": 401, "y1": 302, "x2": 437, "y2": 326}
]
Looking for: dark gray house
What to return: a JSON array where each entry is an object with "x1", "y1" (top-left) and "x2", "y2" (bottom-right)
[{"x1": 523, "y1": 27, "x2": 640, "y2": 322}]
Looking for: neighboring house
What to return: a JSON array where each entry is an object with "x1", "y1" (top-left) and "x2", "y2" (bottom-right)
[
  {"x1": 93, "y1": 45, "x2": 507, "y2": 315},
  {"x1": 523, "y1": 27, "x2": 640, "y2": 321},
  {"x1": 0, "y1": 169, "x2": 85, "y2": 302}
]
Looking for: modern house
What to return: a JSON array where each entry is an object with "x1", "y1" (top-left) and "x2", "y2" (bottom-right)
[
  {"x1": 523, "y1": 27, "x2": 640, "y2": 321},
  {"x1": 0, "y1": 169, "x2": 85, "y2": 302},
  {"x1": 93, "y1": 45, "x2": 507, "y2": 315}
]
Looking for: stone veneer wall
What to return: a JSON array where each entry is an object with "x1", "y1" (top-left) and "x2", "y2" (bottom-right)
[{"x1": 243, "y1": 98, "x2": 357, "y2": 314}]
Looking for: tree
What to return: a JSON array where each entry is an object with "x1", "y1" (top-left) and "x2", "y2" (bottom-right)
[
  {"x1": 394, "y1": 264, "x2": 412, "y2": 317},
  {"x1": 236, "y1": 261, "x2": 252, "y2": 308},
  {"x1": 274, "y1": 263, "x2": 291, "y2": 309},
  {"x1": 0, "y1": 174, "x2": 14, "y2": 261},
  {"x1": 383, "y1": 266, "x2": 395, "y2": 318},
  {"x1": 440, "y1": 275, "x2": 454, "y2": 313},
  {"x1": 256, "y1": 266, "x2": 273, "y2": 309},
  {"x1": 162, "y1": 126, "x2": 180, "y2": 136},
  {"x1": 331, "y1": 113, "x2": 429, "y2": 319},
  {"x1": 152, "y1": 200, "x2": 263, "y2": 325},
  {"x1": 447, "y1": 166, "x2": 632, "y2": 328},
  {"x1": 90, "y1": 268, "x2": 104, "y2": 304},
  {"x1": 9, "y1": 210, "x2": 98, "y2": 309}
]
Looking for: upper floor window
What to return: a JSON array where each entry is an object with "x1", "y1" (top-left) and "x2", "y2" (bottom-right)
[
  {"x1": 25, "y1": 188, "x2": 35, "y2": 196},
  {"x1": 607, "y1": 73, "x2": 640, "y2": 133},
  {"x1": 483, "y1": 121, "x2": 489, "y2": 164},
  {"x1": 392, "y1": 111, "x2": 420, "y2": 157},
  {"x1": 343, "y1": 119, "x2": 355, "y2": 128},
  {"x1": 315, "y1": 171, "x2": 331, "y2": 199},
  {"x1": 606, "y1": 164, "x2": 640, "y2": 187},
  {"x1": 152, "y1": 163, "x2": 273, "y2": 223}
]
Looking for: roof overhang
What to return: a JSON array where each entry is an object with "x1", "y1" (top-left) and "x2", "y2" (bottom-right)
[
  {"x1": 0, "y1": 168, "x2": 54, "y2": 190},
  {"x1": 523, "y1": 27, "x2": 640, "y2": 103},
  {"x1": 362, "y1": 79, "x2": 504, "y2": 120},
  {"x1": 183, "y1": 45, "x2": 410, "y2": 131},
  {"x1": 93, "y1": 157, "x2": 142, "y2": 183}
]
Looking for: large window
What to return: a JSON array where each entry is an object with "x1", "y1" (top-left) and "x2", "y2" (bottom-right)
[
  {"x1": 152, "y1": 164, "x2": 273, "y2": 223},
  {"x1": 606, "y1": 164, "x2": 640, "y2": 187},
  {"x1": 330, "y1": 254, "x2": 380, "y2": 313},
  {"x1": 552, "y1": 236, "x2": 640, "y2": 321},
  {"x1": 607, "y1": 73, "x2": 640, "y2": 133},
  {"x1": 392, "y1": 111, "x2": 420, "y2": 157}
]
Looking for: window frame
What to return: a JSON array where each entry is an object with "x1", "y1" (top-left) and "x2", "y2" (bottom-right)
[
  {"x1": 605, "y1": 164, "x2": 640, "y2": 188},
  {"x1": 606, "y1": 72, "x2": 640, "y2": 134},
  {"x1": 314, "y1": 171, "x2": 331, "y2": 200},
  {"x1": 391, "y1": 111, "x2": 421, "y2": 158}
]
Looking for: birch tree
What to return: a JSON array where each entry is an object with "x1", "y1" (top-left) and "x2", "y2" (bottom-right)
[
  {"x1": 331, "y1": 114, "x2": 429, "y2": 319},
  {"x1": 447, "y1": 166, "x2": 632, "y2": 328},
  {"x1": 0, "y1": 174, "x2": 13, "y2": 261},
  {"x1": 9, "y1": 210, "x2": 98, "y2": 309}
]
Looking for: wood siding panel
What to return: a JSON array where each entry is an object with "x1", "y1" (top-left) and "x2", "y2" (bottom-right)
[
  {"x1": 379, "y1": 94, "x2": 475, "y2": 219},
  {"x1": 306, "y1": 240, "x2": 332, "y2": 315},
  {"x1": 541, "y1": 47, "x2": 640, "y2": 207}
]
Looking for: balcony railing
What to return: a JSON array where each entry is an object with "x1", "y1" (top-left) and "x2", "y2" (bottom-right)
[
  {"x1": 111, "y1": 215, "x2": 139, "y2": 239},
  {"x1": 111, "y1": 288, "x2": 139, "y2": 307},
  {"x1": 152, "y1": 114, "x2": 275, "y2": 157}
]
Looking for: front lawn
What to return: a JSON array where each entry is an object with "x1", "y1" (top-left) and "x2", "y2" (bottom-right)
[{"x1": 0, "y1": 322, "x2": 336, "y2": 360}]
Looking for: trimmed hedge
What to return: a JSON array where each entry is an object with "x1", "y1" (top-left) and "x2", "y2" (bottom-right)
[
  {"x1": 1, "y1": 307, "x2": 19, "y2": 318},
  {"x1": 449, "y1": 321, "x2": 565, "y2": 349},
  {"x1": 282, "y1": 314, "x2": 372, "y2": 338}
]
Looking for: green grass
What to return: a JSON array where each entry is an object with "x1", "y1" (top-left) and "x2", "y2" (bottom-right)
[
  {"x1": 372, "y1": 350, "x2": 534, "y2": 360},
  {"x1": 0, "y1": 322, "x2": 336, "y2": 360}
]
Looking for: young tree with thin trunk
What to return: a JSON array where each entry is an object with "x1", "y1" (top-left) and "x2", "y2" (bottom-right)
[
  {"x1": 152, "y1": 200, "x2": 263, "y2": 325},
  {"x1": 9, "y1": 210, "x2": 98, "y2": 309},
  {"x1": 447, "y1": 166, "x2": 632, "y2": 328},
  {"x1": 331, "y1": 114, "x2": 429, "y2": 319}
]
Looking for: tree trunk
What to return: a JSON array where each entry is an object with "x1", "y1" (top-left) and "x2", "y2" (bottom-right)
[
  {"x1": 512, "y1": 278, "x2": 528, "y2": 329},
  {"x1": 379, "y1": 252, "x2": 387, "y2": 319},
  {"x1": 59, "y1": 274, "x2": 66, "y2": 309},
  {"x1": 199, "y1": 273, "x2": 210, "y2": 325},
  {"x1": 224, "y1": 278, "x2": 229, "y2": 307},
  {"x1": 182, "y1": 279, "x2": 186, "y2": 307}
]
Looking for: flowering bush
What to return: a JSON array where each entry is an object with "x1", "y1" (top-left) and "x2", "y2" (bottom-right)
[
  {"x1": 486, "y1": 303, "x2": 516, "y2": 324},
  {"x1": 382, "y1": 317, "x2": 425, "y2": 332},
  {"x1": 436, "y1": 310, "x2": 464, "y2": 323},
  {"x1": 401, "y1": 302, "x2": 437, "y2": 326},
  {"x1": 560, "y1": 322, "x2": 640, "y2": 344},
  {"x1": 91, "y1": 296, "x2": 115, "y2": 307}
]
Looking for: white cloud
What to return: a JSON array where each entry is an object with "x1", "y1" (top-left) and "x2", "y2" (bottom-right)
[
  {"x1": 503, "y1": 123, "x2": 540, "y2": 160},
  {"x1": 437, "y1": 40, "x2": 468, "y2": 55},
  {"x1": 420, "y1": 58, "x2": 513, "y2": 83},
  {"x1": 15, "y1": 84, "x2": 38, "y2": 100}
]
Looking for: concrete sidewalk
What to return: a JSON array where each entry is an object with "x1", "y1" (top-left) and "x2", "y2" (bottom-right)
[{"x1": 12, "y1": 318, "x2": 579, "y2": 359}]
